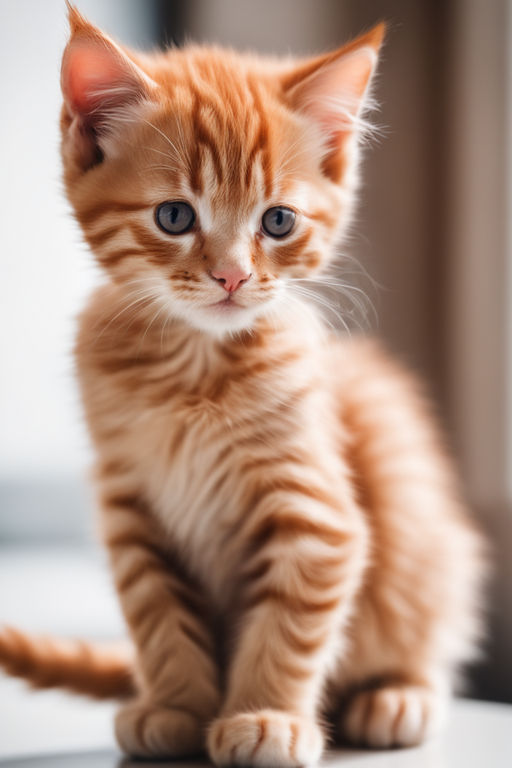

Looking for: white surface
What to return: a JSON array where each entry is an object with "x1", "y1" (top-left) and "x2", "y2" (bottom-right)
[
  {"x1": 0, "y1": 547, "x2": 123, "y2": 638},
  {"x1": 0, "y1": 678, "x2": 117, "y2": 759}
]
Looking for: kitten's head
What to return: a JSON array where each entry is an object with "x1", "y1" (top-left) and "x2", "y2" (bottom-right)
[{"x1": 61, "y1": 6, "x2": 383, "y2": 335}]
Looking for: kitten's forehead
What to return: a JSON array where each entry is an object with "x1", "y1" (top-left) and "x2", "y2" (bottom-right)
[{"x1": 144, "y1": 50, "x2": 316, "y2": 211}]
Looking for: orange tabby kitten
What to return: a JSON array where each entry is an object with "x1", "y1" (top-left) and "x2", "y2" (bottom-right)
[{"x1": 0, "y1": 7, "x2": 486, "y2": 766}]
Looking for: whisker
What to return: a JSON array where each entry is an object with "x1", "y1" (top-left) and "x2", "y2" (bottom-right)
[
  {"x1": 288, "y1": 251, "x2": 380, "y2": 330},
  {"x1": 140, "y1": 119, "x2": 181, "y2": 161},
  {"x1": 92, "y1": 276, "x2": 165, "y2": 343},
  {"x1": 293, "y1": 278, "x2": 372, "y2": 325},
  {"x1": 144, "y1": 146, "x2": 178, "y2": 161},
  {"x1": 288, "y1": 285, "x2": 347, "y2": 333},
  {"x1": 136, "y1": 299, "x2": 170, "y2": 355},
  {"x1": 289, "y1": 279, "x2": 365, "y2": 333},
  {"x1": 146, "y1": 163, "x2": 181, "y2": 174},
  {"x1": 282, "y1": 291, "x2": 337, "y2": 334},
  {"x1": 160, "y1": 308, "x2": 173, "y2": 353},
  {"x1": 92, "y1": 292, "x2": 156, "y2": 344}
]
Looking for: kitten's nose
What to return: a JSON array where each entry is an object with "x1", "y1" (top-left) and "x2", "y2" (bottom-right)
[{"x1": 210, "y1": 267, "x2": 252, "y2": 293}]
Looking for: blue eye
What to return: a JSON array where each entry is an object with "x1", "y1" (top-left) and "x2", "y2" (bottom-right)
[
  {"x1": 155, "y1": 201, "x2": 195, "y2": 234},
  {"x1": 262, "y1": 206, "x2": 296, "y2": 238}
]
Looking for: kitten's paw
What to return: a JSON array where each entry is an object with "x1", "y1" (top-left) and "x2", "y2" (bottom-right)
[
  {"x1": 208, "y1": 710, "x2": 323, "y2": 767},
  {"x1": 342, "y1": 685, "x2": 445, "y2": 748},
  {"x1": 115, "y1": 701, "x2": 204, "y2": 757}
]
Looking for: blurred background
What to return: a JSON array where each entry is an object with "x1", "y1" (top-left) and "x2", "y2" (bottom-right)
[{"x1": 0, "y1": 0, "x2": 510, "y2": 749}]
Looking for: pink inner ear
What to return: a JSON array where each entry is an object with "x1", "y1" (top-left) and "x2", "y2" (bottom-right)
[
  {"x1": 297, "y1": 46, "x2": 378, "y2": 140},
  {"x1": 61, "y1": 37, "x2": 148, "y2": 120},
  {"x1": 64, "y1": 43, "x2": 124, "y2": 114}
]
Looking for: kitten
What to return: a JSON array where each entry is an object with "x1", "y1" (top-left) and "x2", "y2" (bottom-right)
[{"x1": 0, "y1": 6, "x2": 486, "y2": 766}]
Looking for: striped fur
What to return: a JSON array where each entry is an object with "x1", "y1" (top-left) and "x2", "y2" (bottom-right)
[
  {"x1": 0, "y1": 7, "x2": 487, "y2": 767},
  {"x1": 0, "y1": 627, "x2": 134, "y2": 699}
]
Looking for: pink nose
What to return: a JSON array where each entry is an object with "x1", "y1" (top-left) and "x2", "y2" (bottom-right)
[{"x1": 210, "y1": 267, "x2": 252, "y2": 293}]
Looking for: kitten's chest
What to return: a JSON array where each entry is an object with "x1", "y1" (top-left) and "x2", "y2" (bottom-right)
[
  {"x1": 147, "y1": 400, "x2": 234, "y2": 543},
  {"x1": 88, "y1": 318, "x2": 323, "y2": 598},
  {"x1": 133, "y1": 365, "x2": 294, "y2": 594}
]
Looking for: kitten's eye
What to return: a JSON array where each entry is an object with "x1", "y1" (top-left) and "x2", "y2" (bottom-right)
[
  {"x1": 262, "y1": 206, "x2": 296, "y2": 238},
  {"x1": 155, "y1": 202, "x2": 195, "y2": 234}
]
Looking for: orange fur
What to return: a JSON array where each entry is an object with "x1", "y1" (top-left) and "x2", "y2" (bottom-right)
[
  {"x1": 0, "y1": 7, "x2": 486, "y2": 766},
  {"x1": 0, "y1": 627, "x2": 134, "y2": 699}
]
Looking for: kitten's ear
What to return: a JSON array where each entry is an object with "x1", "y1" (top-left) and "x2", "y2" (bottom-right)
[
  {"x1": 61, "y1": 5, "x2": 157, "y2": 171},
  {"x1": 282, "y1": 24, "x2": 385, "y2": 183}
]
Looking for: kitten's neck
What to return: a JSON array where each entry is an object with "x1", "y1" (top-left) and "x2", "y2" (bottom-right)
[
  {"x1": 92, "y1": 281, "x2": 328, "y2": 390},
  {"x1": 173, "y1": 295, "x2": 328, "y2": 357},
  {"x1": 144, "y1": 292, "x2": 327, "y2": 393}
]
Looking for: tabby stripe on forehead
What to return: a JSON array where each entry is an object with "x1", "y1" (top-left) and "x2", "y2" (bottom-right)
[
  {"x1": 244, "y1": 116, "x2": 269, "y2": 190},
  {"x1": 190, "y1": 89, "x2": 224, "y2": 191},
  {"x1": 246, "y1": 77, "x2": 272, "y2": 197}
]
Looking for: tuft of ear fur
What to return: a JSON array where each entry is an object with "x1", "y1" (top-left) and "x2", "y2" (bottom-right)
[
  {"x1": 61, "y1": 3, "x2": 157, "y2": 171},
  {"x1": 283, "y1": 24, "x2": 385, "y2": 182}
]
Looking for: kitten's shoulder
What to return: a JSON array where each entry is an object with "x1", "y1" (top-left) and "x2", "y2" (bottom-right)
[
  {"x1": 74, "y1": 282, "x2": 141, "y2": 369},
  {"x1": 327, "y1": 334, "x2": 393, "y2": 368},
  {"x1": 327, "y1": 334, "x2": 425, "y2": 395}
]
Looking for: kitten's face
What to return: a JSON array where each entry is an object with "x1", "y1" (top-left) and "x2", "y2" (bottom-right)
[{"x1": 61, "y1": 11, "x2": 382, "y2": 335}]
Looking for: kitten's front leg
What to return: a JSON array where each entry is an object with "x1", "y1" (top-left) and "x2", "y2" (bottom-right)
[
  {"x1": 208, "y1": 486, "x2": 368, "y2": 767},
  {"x1": 99, "y1": 486, "x2": 220, "y2": 758}
]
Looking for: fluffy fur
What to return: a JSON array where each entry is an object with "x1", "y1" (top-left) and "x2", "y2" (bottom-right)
[{"x1": 0, "y1": 7, "x2": 486, "y2": 766}]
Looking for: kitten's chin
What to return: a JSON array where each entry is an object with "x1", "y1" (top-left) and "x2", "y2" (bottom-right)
[
  {"x1": 174, "y1": 301, "x2": 267, "y2": 337},
  {"x1": 191, "y1": 306, "x2": 263, "y2": 336}
]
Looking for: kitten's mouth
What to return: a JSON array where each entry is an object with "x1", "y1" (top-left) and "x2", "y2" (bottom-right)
[{"x1": 210, "y1": 296, "x2": 243, "y2": 311}]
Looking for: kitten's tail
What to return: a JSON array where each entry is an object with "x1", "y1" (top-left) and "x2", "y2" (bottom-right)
[{"x1": 0, "y1": 626, "x2": 135, "y2": 699}]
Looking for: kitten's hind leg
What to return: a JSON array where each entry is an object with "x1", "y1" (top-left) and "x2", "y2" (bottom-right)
[
  {"x1": 340, "y1": 678, "x2": 448, "y2": 748},
  {"x1": 99, "y1": 487, "x2": 220, "y2": 758},
  {"x1": 328, "y1": 341, "x2": 485, "y2": 748}
]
